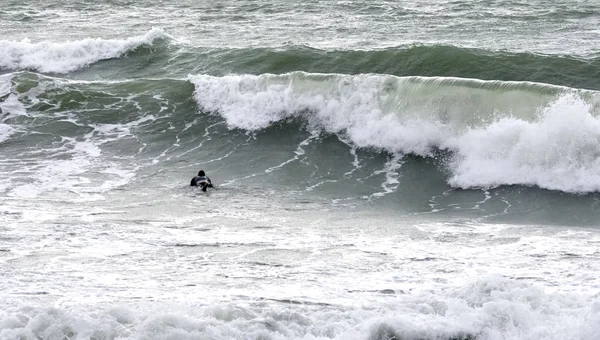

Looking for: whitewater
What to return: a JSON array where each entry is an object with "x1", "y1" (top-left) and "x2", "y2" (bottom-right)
[{"x1": 1, "y1": 1, "x2": 600, "y2": 340}]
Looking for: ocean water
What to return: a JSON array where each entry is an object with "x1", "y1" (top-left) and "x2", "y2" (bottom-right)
[{"x1": 1, "y1": 1, "x2": 600, "y2": 339}]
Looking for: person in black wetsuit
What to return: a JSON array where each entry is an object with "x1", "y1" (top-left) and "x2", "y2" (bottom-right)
[{"x1": 190, "y1": 170, "x2": 213, "y2": 192}]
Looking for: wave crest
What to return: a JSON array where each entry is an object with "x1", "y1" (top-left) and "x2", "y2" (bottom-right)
[{"x1": 0, "y1": 28, "x2": 169, "y2": 73}]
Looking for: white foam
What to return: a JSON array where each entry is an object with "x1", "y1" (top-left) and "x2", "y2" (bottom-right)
[
  {"x1": 189, "y1": 73, "x2": 600, "y2": 193},
  {"x1": 7, "y1": 139, "x2": 97, "y2": 199},
  {"x1": 0, "y1": 73, "x2": 12, "y2": 97},
  {"x1": 0, "y1": 280, "x2": 597, "y2": 340},
  {"x1": 0, "y1": 75, "x2": 145, "y2": 199},
  {"x1": 446, "y1": 94, "x2": 600, "y2": 192},
  {"x1": 0, "y1": 74, "x2": 24, "y2": 144},
  {"x1": 189, "y1": 73, "x2": 453, "y2": 155},
  {"x1": 1, "y1": 190, "x2": 598, "y2": 340},
  {"x1": 0, "y1": 124, "x2": 14, "y2": 144},
  {"x1": 0, "y1": 28, "x2": 168, "y2": 73},
  {"x1": 6, "y1": 135, "x2": 137, "y2": 200},
  {"x1": 0, "y1": 94, "x2": 27, "y2": 118}
]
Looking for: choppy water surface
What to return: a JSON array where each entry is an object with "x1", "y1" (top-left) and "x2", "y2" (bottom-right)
[{"x1": 1, "y1": 1, "x2": 600, "y2": 339}]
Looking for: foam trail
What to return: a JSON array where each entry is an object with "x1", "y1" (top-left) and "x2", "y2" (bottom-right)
[
  {"x1": 170, "y1": 121, "x2": 225, "y2": 162},
  {"x1": 0, "y1": 95, "x2": 27, "y2": 117},
  {"x1": 337, "y1": 136, "x2": 362, "y2": 178},
  {"x1": 0, "y1": 73, "x2": 11, "y2": 98},
  {"x1": 305, "y1": 170, "x2": 339, "y2": 191},
  {"x1": 0, "y1": 74, "x2": 23, "y2": 143},
  {"x1": 371, "y1": 153, "x2": 403, "y2": 198},
  {"x1": 0, "y1": 124, "x2": 13, "y2": 144},
  {"x1": 265, "y1": 130, "x2": 319, "y2": 173},
  {"x1": 0, "y1": 28, "x2": 168, "y2": 73}
]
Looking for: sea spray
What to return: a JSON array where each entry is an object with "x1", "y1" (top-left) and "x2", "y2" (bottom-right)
[{"x1": 446, "y1": 93, "x2": 600, "y2": 192}]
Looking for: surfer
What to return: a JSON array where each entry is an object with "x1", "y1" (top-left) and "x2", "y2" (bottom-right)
[{"x1": 190, "y1": 170, "x2": 213, "y2": 192}]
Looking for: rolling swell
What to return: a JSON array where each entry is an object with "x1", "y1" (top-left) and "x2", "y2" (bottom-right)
[
  {"x1": 199, "y1": 45, "x2": 600, "y2": 90},
  {"x1": 2, "y1": 28, "x2": 600, "y2": 90}
]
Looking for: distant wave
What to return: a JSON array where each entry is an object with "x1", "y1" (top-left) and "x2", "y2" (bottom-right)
[
  {"x1": 0, "y1": 28, "x2": 169, "y2": 73},
  {"x1": 189, "y1": 72, "x2": 600, "y2": 193},
  {"x1": 194, "y1": 44, "x2": 600, "y2": 90},
  {"x1": 3, "y1": 32, "x2": 600, "y2": 89}
]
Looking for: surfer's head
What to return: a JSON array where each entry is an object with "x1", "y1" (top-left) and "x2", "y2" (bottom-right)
[{"x1": 198, "y1": 170, "x2": 205, "y2": 176}]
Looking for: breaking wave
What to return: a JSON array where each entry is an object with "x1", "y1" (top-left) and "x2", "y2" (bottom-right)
[
  {"x1": 0, "y1": 28, "x2": 169, "y2": 73},
  {"x1": 190, "y1": 72, "x2": 600, "y2": 193}
]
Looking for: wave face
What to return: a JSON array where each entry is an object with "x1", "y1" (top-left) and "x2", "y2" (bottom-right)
[
  {"x1": 190, "y1": 72, "x2": 600, "y2": 193},
  {"x1": 192, "y1": 45, "x2": 600, "y2": 90}
]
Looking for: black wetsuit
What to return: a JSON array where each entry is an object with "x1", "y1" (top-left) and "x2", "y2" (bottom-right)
[{"x1": 190, "y1": 175, "x2": 213, "y2": 192}]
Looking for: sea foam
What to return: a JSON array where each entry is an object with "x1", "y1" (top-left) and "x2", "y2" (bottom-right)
[
  {"x1": 0, "y1": 74, "x2": 19, "y2": 143},
  {"x1": 1, "y1": 275, "x2": 597, "y2": 340},
  {"x1": 189, "y1": 72, "x2": 600, "y2": 193},
  {"x1": 447, "y1": 93, "x2": 600, "y2": 192},
  {"x1": 0, "y1": 28, "x2": 168, "y2": 73}
]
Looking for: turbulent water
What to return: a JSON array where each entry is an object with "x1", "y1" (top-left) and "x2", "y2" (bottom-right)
[{"x1": 1, "y1": 1, "x2": 600, "y2": 339}]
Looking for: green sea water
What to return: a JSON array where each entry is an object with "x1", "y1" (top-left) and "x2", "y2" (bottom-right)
[{"x1": 1, "y1": 1, "x2": 600, "y2": 339}]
